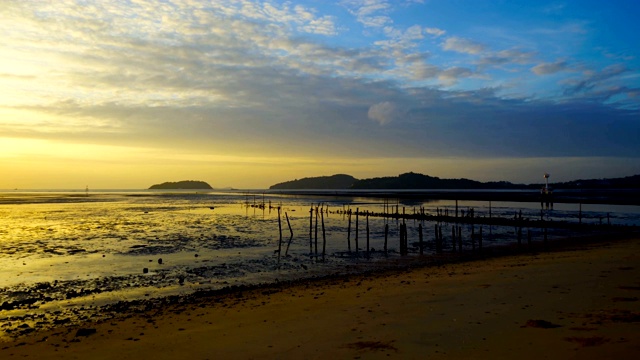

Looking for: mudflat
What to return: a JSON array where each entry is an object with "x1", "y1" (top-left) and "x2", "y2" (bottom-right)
[{"x1": 2, "y1": 237, "x2": 639, "y2": 359}]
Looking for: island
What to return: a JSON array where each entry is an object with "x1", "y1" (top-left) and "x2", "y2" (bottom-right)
[
  {"x1": 270, "y1": 174, "x2": 357, "y2": 190},
  {"x1": 148, "y1": 180, "x2": 213, "y2": 190}
]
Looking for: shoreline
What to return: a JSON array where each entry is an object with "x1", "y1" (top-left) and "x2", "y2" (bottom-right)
[
  {"x1": 2, "y1": 234, "x2": 639, "y2": 359},
  {"x1": 267, "y1": 188, "x2": 640, "y2": 206}
]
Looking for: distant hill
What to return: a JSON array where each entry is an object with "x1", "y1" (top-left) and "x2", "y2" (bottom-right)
[
  {"x1": 351, "y1": 172, "x2": 521, "y2": 190},
  {"x1": 551, "y1": 174, "x2": 640, "y2": 189},
  {"x1": 268, "y1": 172, "x2": 640, "y2": 190},
  {"x1": 149, "y1": 180, "x2": 213, "y2": 190},
  {"x1": 270, "y1": 174, "x2": 357, "y2": 190}
]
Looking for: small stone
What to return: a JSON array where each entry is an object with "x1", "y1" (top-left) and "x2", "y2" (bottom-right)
[
  {"x1": 75, "y1": 328, "x2": 96, "y2": 337},
  {"x1": 143, "y1": 268, "x2": 149, "y2": 274},
  {"x1": 158, "y1": 258, "x2": 163, "y2": 264}
]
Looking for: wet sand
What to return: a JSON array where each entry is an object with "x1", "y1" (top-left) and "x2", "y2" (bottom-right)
[{"x1": 1, "y1": 237, "x2": 639, "y2": 359}]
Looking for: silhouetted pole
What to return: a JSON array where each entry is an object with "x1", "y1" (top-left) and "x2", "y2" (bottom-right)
[
  {"x1": 321, "y1": 209, "x2": 326, "y2": 262},
  {"x1": 309, "y1": 206, "x2": 313, "y2": 254},
  {"x1": 579, "y1": 203, "x2": 582, "y2": 225},
  {"x1": 284, "y1": 212, "x2": 294, "y2": 256},
  {"x1": 277, "y1": 207, "x2": 282, "y2": 263},
  {"x1": 366, "y1": 211, "x2": 370, "y2": 258},
  {"x1": 347, "y1": 210, "x2": 352, "y2": 253},
  {"x1": 384, "y1": 223, "x2": 389, "y2": 254},
  {"x1": 451, "y1": 226, "x2": 456, "y2": 253},
  {"x1": 314, "y1": 206, "x2": 319, "y2": 259},
  {"x1": 355, "y1": 208, "x2": 359, "y2": 254},
  {"x1": 418, "y1": 223, "x2": 423, "y2": 255}
]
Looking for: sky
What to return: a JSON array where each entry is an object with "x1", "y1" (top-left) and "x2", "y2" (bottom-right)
[{"x1": 1, "y1": 0, "x2": 639, "y2": 189}]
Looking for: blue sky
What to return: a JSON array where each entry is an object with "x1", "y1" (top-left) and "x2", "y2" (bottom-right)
[{"x1": 0, "y1": 0, "x2": 639, "y2": 188}]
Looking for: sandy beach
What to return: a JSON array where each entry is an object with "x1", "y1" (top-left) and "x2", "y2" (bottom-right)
[{"x1": 2, "y1": 236, "x2": 639, "y2": 359}]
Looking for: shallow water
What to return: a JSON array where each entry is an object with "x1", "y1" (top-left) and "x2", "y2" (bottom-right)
[{"x1": 0, "y1": 190, "x2": 639, "y2": 337}]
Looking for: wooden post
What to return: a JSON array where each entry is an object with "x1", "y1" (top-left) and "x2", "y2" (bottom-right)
[
  {"x1": 366, "y1": 211, "x2": 370, "y2": 258},
  {"x1": 284, "y1": 212, "x2": 294, "y2": 256},
  {"x1": 399, "y1": 224, "x2": 404, "y2": 255},
  {"x1": 321, "y1": 209, "x2": 326, "y2": 262},
  {"x1": 457, "y1": 226, "x2": 462, "y2": 252},
  {"x1": 517, "y1": 226, "x2": 522, "y2": 249},
  {"x1": 400, "y1": 224, "x2": 408, "y2": 256},
  {"x1": 309, "y1": 206, "x2": 313, "y2": 254},
  {"x1": 543, "y1": 227, "x2": 548, "y2": 251},
  {"x1": 418, "y1": 223, "x2": 423, "y2": 255},
  {"x1": 451, "y1": 226, "x2": 456, "y2": 253},
  {"x1": 579, "y1": 203, "x2": 582, "y2": 225},
  {"x1": 384, "y1": 223, "x2": 389, "y2": 254},
  {"x1": 479, "y1": 226, "x2": 483, "y2": 252},
  {"x1": 314, "y1": 206, "x2": 318, "y2": 259},
  {"x1": 527, "y1": 229, "x2": 532, "y2": 251},
  {"x1": 277, "y1": 207, "x2": 282, "y2": 263},
  {"x1": 347, "y1": 210, "x2": 352, "y2": 253},
  {"x1": 455, "y1": 199, "x2": 458, "y2": 219},
  {"x1": 355, "y1": 208, "x2": 359, "y2": 254},
  {"x1": 471, "y1": 224, "x2": 475, "y2": 251}
]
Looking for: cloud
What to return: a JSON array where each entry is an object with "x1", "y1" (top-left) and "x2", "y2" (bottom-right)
[
  {"x1": 1, "y1": 0, "x2": 638, "y2": 165},
  {"x1": 478, "y1": 49, "x2": 536, "y2": 68},
  {"x1": 531, "y1": 60, "x2": 569, "y2": 75},
  {"x1": 341, "y1": 0, "x2": 393, "y2": 28},
  {"x1": 562, "y1": 64, "x2": 631, "y2": 96},
  {"x1": 425, "y1": 27, "x2": 445, "y2": 37},
  {"x1": 442, "y1": 37, "x2": 486, "y2": 54},
  {"x1": 438, "y1": 67, "x2": 474, "y2": 86},
  {"x1": 368, "y1": 101, "x2": 402, "y2": 125}
]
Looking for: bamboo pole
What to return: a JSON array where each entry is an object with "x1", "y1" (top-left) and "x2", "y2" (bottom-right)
[
  {"x1": 347, "y1": 210, "x2": 352, "y2": 253},
  {"x1": 321, "y1": 209, "x2": 326, "y2": 262},
  {"x1": 309, "y1": 205, "x2": 313, "y2": 254},
  {"x1": 314, "y1": 206, "x2": 318, "y2": 259},
  {"x1": 384, "y1": 223, "x2": 389, "y2": 254},
  {"x1": 366, "y1": 211, "x2": 370, "y2": 258},
  {"x1": 284, "y1": 212, "x2": 294, "y2": 256},
  {"x1": 277, "y1": 207, "x2": 282, "y2": 263},
  {"x1": 355, "y1": 208, "x2": 359, "y2": 254},
  {"x1": 418, "y1": 223, "x2": 423, "y2": 255}
]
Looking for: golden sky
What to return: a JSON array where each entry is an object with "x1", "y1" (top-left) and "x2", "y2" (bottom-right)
[{"x1": 1, "y1": 1, "x2": 639, "y2": 189}]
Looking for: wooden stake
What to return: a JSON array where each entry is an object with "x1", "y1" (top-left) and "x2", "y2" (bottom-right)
[
  {"x1": 309, "y1": 205, "x2": 313, "y2": 254},
  {"x1": 321, "y1": 209, "x2": 326, "y2": 262},
  {"x1": 277, "y1": 207, "x2": 282, "y2": 263},
  {"x1": 355, "y1": 208, "x2": 359, "y2": 254},
  {"x1": 451, "y1": 226, "x2": 456, "y2": 253},
  {"x1": 347, "y1": 210, "x2": 352, "y2": 253},
  {"x1": 366, "y1": 211, "x2": 370, "y2": 258},
  {"x1": 384, "y1": 223, "x2": 389, "y2": 254},
  {"x1": 284, "y1": 212, "x2": 294, "y2": 256},
  {"x1": 314, "y1": 206, "x2": 318, "y2": 259},
  {"x1": 418, "y1": 223, "x2": 423, "y2": 255}
]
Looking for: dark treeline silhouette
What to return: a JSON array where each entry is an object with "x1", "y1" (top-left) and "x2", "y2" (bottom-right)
[
  {"x1": 149, "y1": 180, "x2": 213, "y2": 190},
  {"x1": 269, "y1": 172, "x2": 640, "y2": 190},
  {"x1": 270, "y1": 174, "x2": 357, "y2": 190}
]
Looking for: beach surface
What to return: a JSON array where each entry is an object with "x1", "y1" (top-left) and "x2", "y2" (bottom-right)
[{"x1": 2, "y1": 237, "x2": 639, "y2": 359}]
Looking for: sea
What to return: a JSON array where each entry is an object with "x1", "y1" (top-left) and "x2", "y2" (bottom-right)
[{"x1": 1, "y1": 189, "x2": 639, "y2": 337}]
